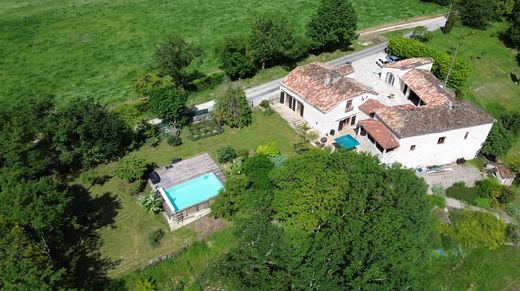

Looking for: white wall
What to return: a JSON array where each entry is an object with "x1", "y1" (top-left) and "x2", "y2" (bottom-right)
[
  {"x1": 376, "y1": 123, "x2": 493, "y2": 168},
  {"x1": 280, "y1": 85, "x2": 376, "y2": 136}
]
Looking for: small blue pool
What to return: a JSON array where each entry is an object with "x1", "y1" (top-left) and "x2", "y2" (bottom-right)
[
  {"x1": 165, "y1": 172, "x2": 224, "y2": 211},
  {"x1": 335, "y1": 134, "x2": 360, "y2": 149}
]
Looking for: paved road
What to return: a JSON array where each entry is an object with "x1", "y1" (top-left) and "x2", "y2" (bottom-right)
[{"x1": 196, "y1": 15, "x2": 447, "y2": 110}]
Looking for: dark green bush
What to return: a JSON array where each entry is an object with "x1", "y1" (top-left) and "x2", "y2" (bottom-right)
[
  {"x1": 263, "y1": 106, "x2": 274, "y2": 116},
  {"x1": 476, "y1": 178, "x2": 502, "y2": 198},
  {"x1": 148, "y1": 229, "x2": 165, "y2": 248},
  {"x1": 446, "y1": 184, "x2": 479, "y2": 204},
  {"x1": 217, "y1": 145, "x2": 237, "y2": 163},
  {"x1": 259, "y1": 100, "x2": 270, "y2": 109},
  {"x1": 167, "y1": 135, "x2": 182, "y2": 146}
]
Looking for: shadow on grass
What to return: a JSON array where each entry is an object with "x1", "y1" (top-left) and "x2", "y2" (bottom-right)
[{"x1": 52, "y1": 185, "x2": 122, "y2": 289}]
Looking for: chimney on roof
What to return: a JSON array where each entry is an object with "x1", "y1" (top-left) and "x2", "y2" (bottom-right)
[{"x1": 324, "y1": 73, "x2": 331, "y2": 86}]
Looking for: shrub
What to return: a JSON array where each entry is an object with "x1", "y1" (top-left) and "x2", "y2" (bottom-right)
[
  {"x1": 213, "y1": 86, "x2": 252, "y2": 128},
  {"x1": 114, "y1": 156, "x2": 149, "y2": 182},
  {"x1": 480, "y1": 122, "x2": 515, "y2": 160},
  {"x1": 148, "y1": 229, "x2": 165, "y2": 248},
  {"x1": 225, "y1": 158, "x2": 245, "y2": 177},
  {"x1": 387, "y1": 37, "x2": 471, "y2": 89},
  {"x1": 506, "y1": 224, "x2": 520, "y2": 245},
  {"x1": 134, "y1": 276, "x2": 158, "y2": 291},
  {"x1": 507, "y1": 203, "x2": 520, "y2": 218},
  {"x1": 476, "y1": 178, "x2": 502, "y2": 198},
  {"x1": 259, "y1": 100, "x2": 270, "y2": 109},
  {"x1": 263, "y1": 106, "x2": 274, "y2": 116},
  {"x1": 446, "y1": 184, "x2": 479, "y2": 204},
  {"x1": 256, "y1": 142, "x2": 280, "y2": 157},
  {"x1": 499, "y1": 187, "x2": 517, "y2": 204},
  {"x1": 431, "y1": 184, "x2": 446, "y2": 197},
  {"x1": 443, "y1": 210, "x2": 506, "y2": 250},
  {"x1": 167, "y1": 135, "x2": 182, "y2": 146},
  {"x1": 128, "y1": 180, "x2": 146, "y2": 196},
  {"x1": 411, "y1": 26, "x2": 433, "y2": 42},
  {"x1": 139, "y1": 192, "x2": 163, "y2": 214},
  {"x1": 217, "y1": 145, "x2": 237, "y2": 163},
  {"x1": 236, "y1": 149, "x2": 250, "y2": 160},
  {"x1": 426, "y1": 195, "x2": 446, "y2": 208},
  {"x1": 474, "y1": 197, "x2": 492, "y2": 208}
]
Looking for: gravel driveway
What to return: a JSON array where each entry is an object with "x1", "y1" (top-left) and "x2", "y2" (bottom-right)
[{"x1": 416, "y1": 163, "x2": 486, "y2": 192}]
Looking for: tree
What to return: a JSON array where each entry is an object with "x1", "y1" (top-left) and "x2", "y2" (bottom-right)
[
  {"x1": 154, "y1": 34, "x2": 201, "y2": 87},
  {"x1": 306, "y1": 0, "x2": 357, "y2": 51},
  {"x1": 213, "y1": 86, "x2": 252, "y2": 128},
  {"x1": 217, "y1": 37, "x2": 256, "y2": 79},
  {"x1": 114, "y1": 156, "x2": 149, "y2": 182},
  {"x1": 0, "y1": 217, "x2": 65, "y2": 290},
  {"x1": 480, "y1": 122, "x2": 515, "y2": 159},
  {"x1": 494, "y1": 0, "x2": 515, "y2": 17},
  {"x1": 148, "y1": 86, "x2": 188, "y2": 126},
  {"x1": 442, "y1": 210, "x2": 506, "y2": 250},
  {"x1": 0, "y1": 95, "x2": 57, "y2": 177},
  {"x1": 508, "y1": 1, "x2": 520, "y2": 48},
  {"x1": 249, "y1": 15, "x2": 303, "y2": 69},
  {"x1": 458, "y1": 0, "x2": 495, "y2": 29},
  {"x1": 411, "y1": 26, "x2": 433, "y2": 42},
  {"x1": 47, "y1": 98, "x2": 132, "y2": 169}
]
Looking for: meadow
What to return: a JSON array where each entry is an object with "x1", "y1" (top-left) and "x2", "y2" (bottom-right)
[{"x1": 0, "y1": 0, "x2": 444, "y2": 105}]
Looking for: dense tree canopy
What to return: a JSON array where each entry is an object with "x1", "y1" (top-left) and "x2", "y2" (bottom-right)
[
  {"x1": 114, "y1": 156, "x2": 149, "y2": 182},
  {"x1": 481, "y1": 120, "x2": 516, "y2": 160},
  {"x1": 47, "y1": 98, "x2": 132, "y2": 169},
  {"x1": 212, "y1": 150, "x2": 433, "y2": 290},
  {"x1": 458, "y1": 0, "x2": 495, "y2": 29},
  {"x1": 507, "y1": 0, "x2": 520, "y2": 48},
  {"x1": 306, "y1": 0, "x2": 357, "y2": 51},
  {"x1": 0, "y1": 216, "x2": 65, "y2": 290}
]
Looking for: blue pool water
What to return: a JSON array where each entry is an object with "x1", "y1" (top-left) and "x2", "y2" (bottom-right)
[
  {"x1": 335, "y1": 134, "x2": 360, "y2": 149},
  {"x1": 165, "y1": 172, "x2": 224, "y2": 211}
]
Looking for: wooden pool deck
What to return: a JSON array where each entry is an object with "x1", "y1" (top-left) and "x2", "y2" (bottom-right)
[{"x1": 153, "y1": 153, "x2": 225, "y2": 191}]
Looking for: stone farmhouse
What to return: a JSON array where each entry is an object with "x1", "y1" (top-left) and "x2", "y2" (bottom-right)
[{"x1": 278, "y1": 57, "x2": 494, "y2": 168}]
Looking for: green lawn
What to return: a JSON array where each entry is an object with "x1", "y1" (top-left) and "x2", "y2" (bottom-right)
[
  {"x1": 424, "y1": 23, "x2": 520, "y2": 117},
  {"x1": 83, "y1": 110, "x2": 298, "y2": 277},
  {"x1": 421, "y1": 246, "x2": 520, "y2": 291},
  {"x1": 1, "y1": 0, "x2": 444, "y2": 105},
  {"x1": 118, "y1": 227, "x2": 236, "y2": 289}
]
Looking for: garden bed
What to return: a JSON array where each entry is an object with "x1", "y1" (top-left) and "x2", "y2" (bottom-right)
[{"x1": 188, "y1": 119, "x2": 223, "y2": 141}]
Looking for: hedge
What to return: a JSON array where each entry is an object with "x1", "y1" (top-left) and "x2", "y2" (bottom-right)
[{"x1": 387, "y1": 37, "x2": 472, "y2": 89}]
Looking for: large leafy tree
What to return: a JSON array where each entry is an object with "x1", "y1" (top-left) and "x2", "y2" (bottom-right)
[
  {"x1": 0, "y1": 217, "x2": 65, "y2": 290},
  {"x1": 306, "y1": 0, "x2": 357, "y2": 51},
  {"x1": 148, "y1": 86, "x2": 188, "y2": 126},
  {"x1": 0, "y1": 95, "x2": 56, "y2": 177},
  {"x1": 480, "y1": 122, "x2": 515, "y2": 160},
  {"x1": 507, "y1": 0, "x2": 520, "y2": 48},
  {"x1": 46, "y1": 98, "x2": 132, "y2": 169},
  {"x1": 154, "y1": 34, "x2": 201, "y2": 87},
  {"x1": 458, "y1": 0, "x2": 495, "y2": 29},
  {"x1": 249, "y1": 15, "x2": 302, "y2": 69},
  {"x1": 213, "y1": 86, "x2": 252, "y2": 128},
  {"x1": 213, "y1": 150, "x2": 433, "y2": 289},
  {"x1": 217, "y1": 36, "x2": 256, "y2": 79}
]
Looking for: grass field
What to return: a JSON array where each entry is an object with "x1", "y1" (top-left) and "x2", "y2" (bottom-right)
[
  {"x1": 421, "y1": 246, "x2": 520, "y2": 291},
  {"x1": 1, "y1": 0, "x2": 444, "y2": 105},
  {"x1": 83, "y1": 110, "x2": 298, "y2": 277},
  {"x1": 424, "y1": 23, "x2": 520, "y2": 117}
]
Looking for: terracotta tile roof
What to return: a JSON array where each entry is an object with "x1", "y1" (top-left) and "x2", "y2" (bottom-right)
[
  {"x1": 496, "y1": 165, "x2": 516, "y2": 179},
  {"x1": 281, "y1": 62, "x2": 376, "y2": 113},
  {"x1": 401, "y1": 69, "x2": 455, "y2": 106},
  {"x1": 374, "y1": 101, "x2": 495, "y2": 138},
  {"x1": 359, "y1": 119, "x2": 400, "y2": 149},
  {"x1": 384, "y1": 57, "x2": 433, "y2": 69},
  {"x1": 359, "y1": 99, "x2": 387, "y2": 115}
]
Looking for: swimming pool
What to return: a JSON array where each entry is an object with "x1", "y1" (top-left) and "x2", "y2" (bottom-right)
[
  {"x1": 335, "y1": 134, "x2": 360, "y2": 150},
  {"x1": 165, "y1": 172, "x2": 224, "y2": 212}
]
